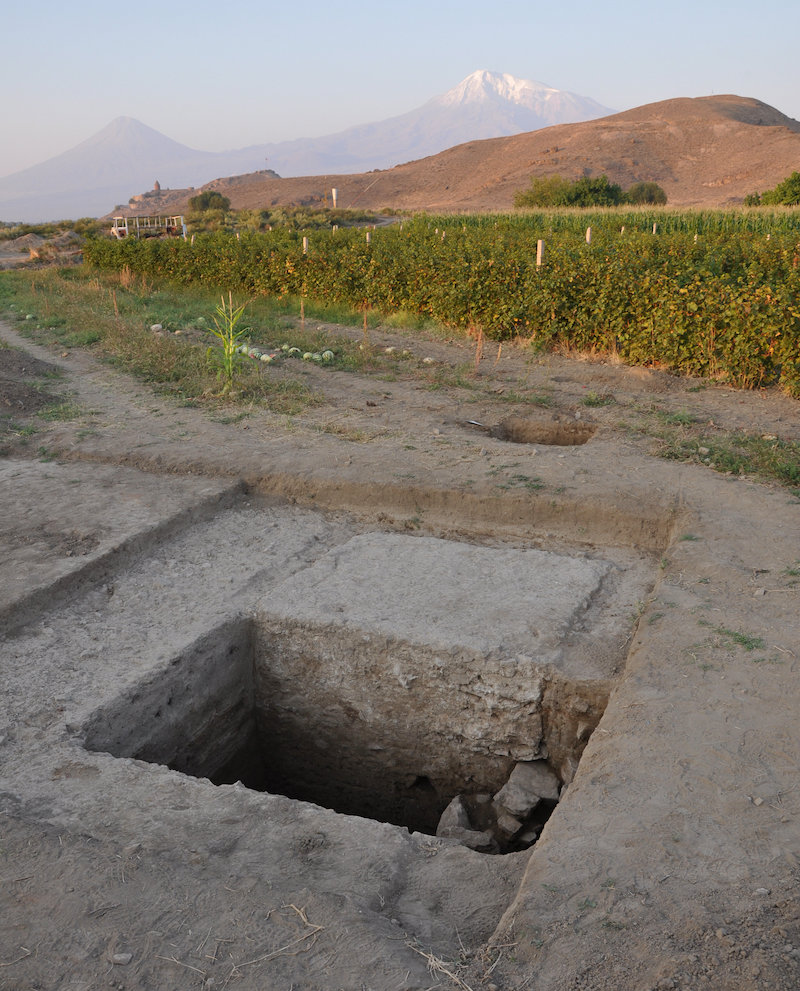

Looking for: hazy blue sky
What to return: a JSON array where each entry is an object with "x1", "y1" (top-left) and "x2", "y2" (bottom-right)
[{"x1": 3, "y1": 0, "x2": 798, "y2": 178}]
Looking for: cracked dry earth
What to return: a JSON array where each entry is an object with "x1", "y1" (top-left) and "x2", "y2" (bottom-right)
[{"x1": 0, "y1": 315, "x2": 799, "y2": 991}]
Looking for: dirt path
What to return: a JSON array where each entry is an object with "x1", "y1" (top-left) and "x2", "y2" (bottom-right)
[{"x1": 1, "y1": 318, "x2": 799, "y2": 991}]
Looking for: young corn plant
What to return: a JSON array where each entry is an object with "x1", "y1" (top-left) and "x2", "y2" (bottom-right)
[{"x1": 207, "y1": 292, "x2": 248, "y2": 393}]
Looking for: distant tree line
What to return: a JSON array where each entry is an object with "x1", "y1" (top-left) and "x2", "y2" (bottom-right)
[
  {"x1": 514, "y1": 174, "x2": 667, "y2": 208},
  {"x1": 744, "y1": 172, "x2": 800, "y2": 206}
]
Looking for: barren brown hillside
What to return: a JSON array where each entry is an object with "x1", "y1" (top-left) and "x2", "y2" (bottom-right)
[{"x1": 123, "y1": 95, "x2": 800, "y2": 215}]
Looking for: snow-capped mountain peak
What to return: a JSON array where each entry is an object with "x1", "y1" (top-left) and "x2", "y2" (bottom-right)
[
  {"x1": 434, "y1": 70, "x2": 610, "y2": 123},
  {"x1": 437, "y1": 70, "x2": 558, "y2": 108}
]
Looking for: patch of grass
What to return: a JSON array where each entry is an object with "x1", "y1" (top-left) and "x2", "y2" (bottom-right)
[
  {"x1": 656, "y1": 409, "x2": 696, "y2": 426},
  {"x1": 35, "y1": 366, "x2": 65, "y2": 380},
  {"x1": 61, "y1": 328, "x2": 102, "y2": 347},
  {"x1": 715, "y1": 626, "x2": 766, "y2": 651},
  {"x1": 581, "y1": 390, "x2": 615, "y2": 407},
  {"x1": 0, "y1": 417, "x2": 38, "y2": 455},
  {"x1": 629, "y1": 600, "x2": 646, "y2": 623},
  {"x1": 494, "y1": 388, "x2": 553, "y2": 406},
  {"x1": 294, "y1": 295, "x2": 378, "y2": 330},
  {"x1": 315, "y1": 422, "x2": 373, "y2": 443},
  {"x1": 210, "y1": 411, "x2": 251, "y2": 425},
  {"x1": 655, "y1": 429, "x2": 800, "y2": 490},
  {"x1": 678, "y1": 533, "x2": 700, "y2": 541},
  {"x1": 494, "y1": 473, "x2": 546, "y2": 492},
  {"x1": 257, "y1": 379, "x2": 322, "y2": 416},
  {"x1": 37, "y1": 399, "x2": 82, "y2": 421},
  {"x1": 381, "y1": 309, "x2": 447, "y2": 334},
  {"x1": 0, "y1": 269, "x2": 323, "y2": 415},
  {"x1": 421, "y1": 363, "x2": 478, "y2": 392}
]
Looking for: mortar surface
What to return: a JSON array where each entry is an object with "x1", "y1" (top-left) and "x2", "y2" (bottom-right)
[{"x1": 1, "y1": 317, "x2": 799, "y2": 990}]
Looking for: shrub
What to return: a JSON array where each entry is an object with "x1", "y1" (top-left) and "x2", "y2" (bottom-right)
[
  {"x1": 569, "y1": 175, "x2": 625, "y2": 207},
  {"x1": 626, "y1": 181, "x2": 668, "y2": 205},
  {"x1": 515, "y1": 174, "x2": 639, "y2": 208},
  {"x1": 760, "y1": 171, "x2": 800, "y2": 206},
  {"x1": 188, "y1": 191, "x2": 231, "y2": 212},
  {"x1": 514, "y1": 175, "x2": 576, "y2": 208}
]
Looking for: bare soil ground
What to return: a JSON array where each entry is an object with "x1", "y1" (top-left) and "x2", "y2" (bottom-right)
[
  {"x1": 1, "y1": 316, "x2": 799, "y2": 991},
  {"x1": 0, "y1": 233, "x2": 82, "y2": 270}
]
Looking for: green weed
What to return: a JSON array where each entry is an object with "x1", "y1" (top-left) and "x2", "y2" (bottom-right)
[
  {"x1": 657, "y1": 431, "x2": 800, "y2": 490},
  {"x1": 207, "y1": 292, "x2": 248, "y2": 392},
  {"x1": 494, "y1": 473, "x2": 546, "y2": 492},
  {"x1": 37, "y1": 400, "x2": 82, "y2": 421},
  {"x1": 581, "y1": 391, "x2": 615, "y2": 407},
  {"x1": 657, "y1": 409, "x2": 695, "y2": 426},
  {"x1": 715, "y1": 627, "x2": 766, "y2": 651}
]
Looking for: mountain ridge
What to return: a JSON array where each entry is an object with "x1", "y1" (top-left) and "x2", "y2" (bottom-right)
[
  {"x1": 0, "y1": 71, "x2": 612, "y2": 221},
  {"x1": 126, "y1": 94, "x2": 800, "y2": 214}
]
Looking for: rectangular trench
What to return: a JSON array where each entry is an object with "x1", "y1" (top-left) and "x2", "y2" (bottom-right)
[{"x1": 82, "y1": 613, "x2": 610, "y2": 840}]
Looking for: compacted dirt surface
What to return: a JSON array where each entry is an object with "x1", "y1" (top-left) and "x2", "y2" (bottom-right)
[{"x1": 1, "y1": 315, "x2": 799, "y2": 991}]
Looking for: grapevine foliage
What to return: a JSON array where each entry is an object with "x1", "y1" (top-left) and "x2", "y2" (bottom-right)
[{"x1": 84, "y1": 212, "x2": 800, "y2": 396}]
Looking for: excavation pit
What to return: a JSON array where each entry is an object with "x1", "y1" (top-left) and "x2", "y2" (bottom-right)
[
  {"x1": 81, "y1": 532, "x2": 654, "y2": 851},
  {"x1": 463, "y1": 416, "x2": 597, "y2": 445},
  {"x1": 492, "y1": 416, "x2": 597, "y2": 446}
]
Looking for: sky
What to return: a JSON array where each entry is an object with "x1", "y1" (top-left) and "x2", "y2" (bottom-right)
[{"x1": 2, "y1": 0, "x2": 799, "y2": 178}]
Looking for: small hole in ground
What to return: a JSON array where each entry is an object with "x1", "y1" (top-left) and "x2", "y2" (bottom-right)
[{"x1": 491, "y1": 416, "x2": 596, "y2": 446}]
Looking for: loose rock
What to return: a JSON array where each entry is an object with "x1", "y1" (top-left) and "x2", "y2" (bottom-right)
[
  {"x1": 436, "y1": 795, "x2": 471, "y2": 834},
  {"x1": 494, "y1": 760, "x2": 561, "y2": 818},
  {"x1": 495, "y1": 811, "x2": 523, "y2": 838}
]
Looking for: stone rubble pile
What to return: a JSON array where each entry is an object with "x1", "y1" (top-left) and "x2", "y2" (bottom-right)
[{"x1": 436, "y1": 759, "x2": 563, "y2": 854}]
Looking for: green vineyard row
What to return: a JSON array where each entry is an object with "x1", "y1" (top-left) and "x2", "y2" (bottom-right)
[{"x1": 84, "y1": 213, "x2": 800, "y2": 396}]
